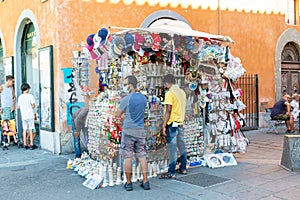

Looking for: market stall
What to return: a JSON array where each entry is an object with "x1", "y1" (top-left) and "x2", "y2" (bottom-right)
[{"x1": 68, "y1": 19, "x2": 248, "y2": 189}]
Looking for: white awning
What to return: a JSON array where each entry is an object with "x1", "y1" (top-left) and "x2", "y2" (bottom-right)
[{"x1": 110, "y1": 19, "x2": 234, "y2": 43}]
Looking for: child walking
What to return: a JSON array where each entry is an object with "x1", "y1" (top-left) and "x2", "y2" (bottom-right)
[{"x1": 17, "y1": 83, "x2": 36, "y2": 150}]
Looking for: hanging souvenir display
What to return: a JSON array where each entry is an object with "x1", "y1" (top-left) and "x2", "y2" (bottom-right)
[{"x1": 67, "y1": 22, "x2": 248, "y2": 188}]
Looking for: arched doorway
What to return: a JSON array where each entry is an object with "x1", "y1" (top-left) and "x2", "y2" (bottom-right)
[
  {"x1": 140, "y1": 10, "x2": 191, "y2": 28},
  {"x1": 20, "y1": 22, "x2": 40, "y2": 143},
  {"x1": 281, "y1": 42, "x2": 300, "y2": 96}
]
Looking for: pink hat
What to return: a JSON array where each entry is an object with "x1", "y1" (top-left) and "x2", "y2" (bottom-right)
[
  {"x1": 133, "y1": 33, "x2": 145, "y2": 52},
  {"x1": 151, "y1": 33, "x2": 161, "y2": 51},
  {"x1": 84, "y1": 45, "x2": 98, "y2": 60}
]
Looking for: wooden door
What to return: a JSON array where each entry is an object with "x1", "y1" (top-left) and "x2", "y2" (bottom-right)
[
  {"x1": 281, "y1": 42, "x2": 300, "y2": 96},
  {"x1": 281, "y1": 62, "x2": 300, "y2": 95}
]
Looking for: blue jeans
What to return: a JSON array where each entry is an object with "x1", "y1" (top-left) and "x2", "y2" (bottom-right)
[
  {"x1": 166, "y1": 125, "x2": 187, "y2": 175},
  {"x1": 71, "y1": 120, "x2": 81, "y2": 158}
]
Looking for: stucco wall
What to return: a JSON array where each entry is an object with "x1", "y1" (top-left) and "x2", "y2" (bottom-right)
[{"x1": 1, "y1": 0, "x2": 300, "y2": 150}]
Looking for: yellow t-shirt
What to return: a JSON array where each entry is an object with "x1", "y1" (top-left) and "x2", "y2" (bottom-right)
[{"x1": 164, "y1": 85, "x2": 186, "y2": 125}]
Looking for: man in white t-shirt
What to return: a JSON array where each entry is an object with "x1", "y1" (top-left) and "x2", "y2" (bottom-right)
[
  {"x1": 17, "y1": 83, "x2": 36, "y2": 150},
  {"x1": 291, "y1": 93, "x2": 299, "y2": 122}
]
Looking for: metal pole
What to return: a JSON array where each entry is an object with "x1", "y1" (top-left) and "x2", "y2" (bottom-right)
[{"x1": 255, "y1": 74, "x2": 259, "y2": 129}]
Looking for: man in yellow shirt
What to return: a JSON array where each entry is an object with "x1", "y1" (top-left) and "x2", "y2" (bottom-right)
[{"x1": 160, "y1": 74, "x2": 187, "y2": 179}]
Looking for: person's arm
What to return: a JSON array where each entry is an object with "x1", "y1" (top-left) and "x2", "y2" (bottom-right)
[
  {"x1": 162, "y1": 104, "x2": 172, "y2": 137},
  {"x1": 17, "y1": 96, "x2": 20, "y2": 110},
  {"x1": 31, "y1": 95, "x2": 35, "y2": 108},
  {"x1": 285, "y1": 101, "x2": 292, "y2": 116},
  {"x1": 11, "y1": 87, "x2": 16, "y2": 111},
  {"x1": 116, "y1": 109, "x2": 124, "y2": 125},
  {"x1": 116, "y1": 97, "x2": 127, "y2": 125}
]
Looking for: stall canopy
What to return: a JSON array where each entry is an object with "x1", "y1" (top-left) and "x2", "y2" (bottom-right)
[{"x1": 110, "y1": 19, "x2": 234, "y2": 43}]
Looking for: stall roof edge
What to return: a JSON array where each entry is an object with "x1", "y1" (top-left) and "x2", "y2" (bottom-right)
[{"x1": 109, "y1": 26, "x2": 234, "y2": 43}]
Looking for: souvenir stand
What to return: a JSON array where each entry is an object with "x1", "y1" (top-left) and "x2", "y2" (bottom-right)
[{"x1": 68, "y1": 20, "x2": 248, "y2": 189}]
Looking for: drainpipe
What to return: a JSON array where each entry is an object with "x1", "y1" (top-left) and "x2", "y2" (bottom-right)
[{"x1": 218, "y1": 0, "x2": 221, "y2": 35}]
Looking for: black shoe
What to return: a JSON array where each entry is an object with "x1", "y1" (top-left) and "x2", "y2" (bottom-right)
[
  {"x1": 140, "y1": 181, "x2": 150, "y2": 190},
  {"x1": 32, "y1": 144, "x2": 38, "y2": 149},
  {"x1": 25, "y1": 145, "x2": 30, "y2": 150},
  {"x1": 124, "y1": 182, "x2": 133, "y2": 191},
  {"x1": 29, "y1": 145, "x2": 36, "y2": 150}
]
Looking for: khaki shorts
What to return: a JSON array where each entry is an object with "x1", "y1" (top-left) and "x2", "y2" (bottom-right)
[
  {"x1": 271, "y1": 114, "x2": 290, "y2": 121},
  {"x1": 22, "y1": 118, "x2": 35, "y2": 130},
  {"x1": 120, "y1": 133, "x2": 146, "y2": 159}
]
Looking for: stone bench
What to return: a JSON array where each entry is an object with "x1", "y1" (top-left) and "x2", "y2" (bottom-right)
[{"x1": 280, "y1": 134, "x2": 300, "y2": 171}]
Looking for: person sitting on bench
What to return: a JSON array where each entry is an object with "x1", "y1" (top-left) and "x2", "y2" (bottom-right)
[{"x1": 270, "y1": 94, "x2": 295, "y2": 133}]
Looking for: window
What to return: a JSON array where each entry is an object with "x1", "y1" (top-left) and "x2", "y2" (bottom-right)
[{"x1": 286, "y1": 0, "x2": 298, "y2": 25}]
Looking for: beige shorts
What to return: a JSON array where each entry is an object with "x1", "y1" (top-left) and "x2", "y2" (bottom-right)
[{"x1": 22, "y1": 118, "x2": 35, "y2": 131}]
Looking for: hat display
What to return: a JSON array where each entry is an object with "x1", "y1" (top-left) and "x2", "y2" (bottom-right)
[
  {"x1": 111, "y1": 36, "x2": 126, "y2": 57},
  {"x1": 133, "y1": 33, "x2": 145, "y2": 52},
  {"x1": 160, "y1": 33, "x2": 172, "y2": 50},
  {"x1": 86, "y1": 34, "x2": 95, "y2": 47},
  {"x1": 84, "y1": 44, "x2": 98, "y2": 60},
  {"x1": 98, "y1": 28, "x2": 109, "y2": 46},
  {"x1": 151, "y1": 33, "x2": 161, "y2": 51},
  {"x1": 124, "y1": 33, "x2": 134, "y2": 53},
  {"x1": 142, "y1": 34, "x2": 154, "y2": 49},
  {"x1": 93, "y1": 33, "x2": 101, "y2": 49},
  {"x1": 186, "y1": 36, "x2": 194, "y2": 50}
]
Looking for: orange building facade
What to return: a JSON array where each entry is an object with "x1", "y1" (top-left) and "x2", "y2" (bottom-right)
[{"x1": 0, "y1": 0, "x2": 300, "y2": 153}]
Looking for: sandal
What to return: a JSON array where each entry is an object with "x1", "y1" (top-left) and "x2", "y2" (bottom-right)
[
  {"x1": 159, "y1": 173, "x2": 176, "y2": 179},
  {"x1": 176, "y1": 169, "x2": 187, "y2": 175}
]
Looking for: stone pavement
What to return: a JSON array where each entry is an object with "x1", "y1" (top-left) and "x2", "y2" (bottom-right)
[{"x1": 0, "y1": 128, "x2": 300, "y2": 200}]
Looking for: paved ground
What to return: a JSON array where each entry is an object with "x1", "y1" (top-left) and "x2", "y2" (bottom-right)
[{"x1": 0, "y1": 128, "x2": 300, "y2": 200}]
